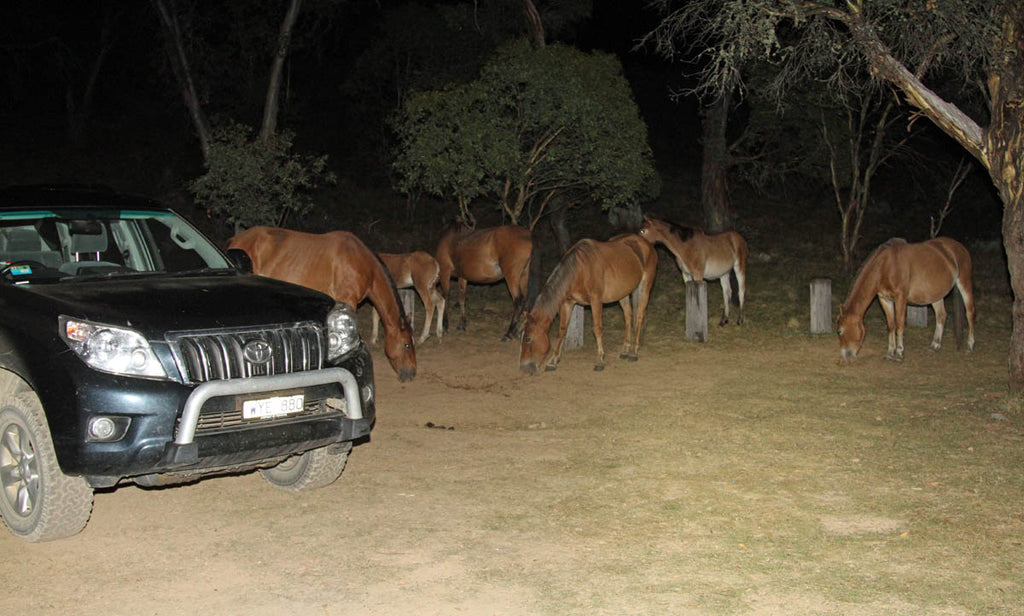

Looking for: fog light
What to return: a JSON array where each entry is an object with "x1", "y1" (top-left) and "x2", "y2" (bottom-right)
[
  {"x1": 362, "y1": 384, "x2": 374, "y2": 404},
  {"x1": 87, "y1": 416, "x2": 131, "y2": 442}
]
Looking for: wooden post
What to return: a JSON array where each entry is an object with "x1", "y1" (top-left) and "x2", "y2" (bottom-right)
[
  {"x1": 685, "y1": 280, "x2": 708, "y2": 343},
  {"x1": 809, "y1": 278, "x2": 832, "y2": 334},
  {"x1": 563, "y1": 304, "x2": 585, "y2": 350},
  {"x1": 399, "y1": 289, "x2": 415, "y2": 327},
  {"x1": 906, "y1": 305, "x2": 928, "y2": 328}
]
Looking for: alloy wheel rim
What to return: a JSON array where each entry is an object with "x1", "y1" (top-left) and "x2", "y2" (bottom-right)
[{"x1": 1, "y1": 422, "x2": 40, "y2": 517}]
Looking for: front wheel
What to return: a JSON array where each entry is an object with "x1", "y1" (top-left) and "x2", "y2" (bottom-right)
[
  {"x1": 260, "y1": 441, "x2": 352, "y2": 492},
  {"x1": 0, "y1": 392, "x2": 94, "y2": 542}
]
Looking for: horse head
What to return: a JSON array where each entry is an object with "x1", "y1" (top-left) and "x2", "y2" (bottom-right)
[
  {"x1": 519, "y1": 310, "x2": 551, "y2": 376},
  {"x1": 384, "y1": 317, "x2": 417, "y2": 382},
  {"x1": 836, "y1": 307, "x2": 865, "y2": 364}
]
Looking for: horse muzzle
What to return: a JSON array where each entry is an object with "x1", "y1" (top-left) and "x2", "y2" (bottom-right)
[
  {"x1": 397, "y1": 366, "x2": 416, "y2": 382},
  {"x1": 839, "y1": 348, "x2": 858, "y2": 365},
  {"x1": 520, "y1": 360, "x2": 539, "y2": 376}
]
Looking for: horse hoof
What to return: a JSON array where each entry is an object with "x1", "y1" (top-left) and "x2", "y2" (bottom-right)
[
  {"x1": 545, "y1": 364, "x2": 558, "y2": 372},
  {"x1": 626, "y1": 355, "x2": 638, "y2": 362},
  {"x1": 884, "y1": 354, "x2": 904, "y2": 363},
  {"x1": 593, "y1": 364, "x2": 605, "y2": 372},
  {"x1": 718, "y1": 319, "x2": 728, "y2": 327}
]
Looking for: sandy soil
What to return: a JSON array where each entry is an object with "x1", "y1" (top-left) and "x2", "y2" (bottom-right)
[{"x1": 3, "y1": 281, "x2": 1019, "y2": 616}]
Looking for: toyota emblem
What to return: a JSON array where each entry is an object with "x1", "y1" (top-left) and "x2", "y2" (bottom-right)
[{"x1": 243, "y1": 339, "x2": 273, "y2": 365}]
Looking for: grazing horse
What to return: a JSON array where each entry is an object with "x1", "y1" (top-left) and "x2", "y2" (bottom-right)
[
  {"x1": 372, "y1": 251, "x2": 446, "y2": 345},
  {"x1": 639, "y1": 214, "x2": 748, "y2": 326},
  {"x1": 227, "y1": 226, "x2": 417, "y2": 382},
  {"x1": 520, "y1": 234, "x2": 658, "y2": 374},
  {"x1": 837, "y1": 237, "x2": 976, "y2": 364},
  {"x1": 435, "y1": 224, "x2": 541, "y2": 341}
]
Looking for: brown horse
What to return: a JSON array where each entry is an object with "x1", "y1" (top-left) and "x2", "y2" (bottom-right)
[
  {"x1": 837, "y1": 237, "x2": 976, "y2": 364},
  {"x1": 435, "y1": 224, "x2": 541, "y2": 341},
  {"x1": 639, "y1": 214, "x2": 748, "y2": 326},
  {"x1": 227, "y1": 226, "x2": 416, "y2": 381},
  {"x1": 520, "y1": 234, "x2": 658, "y2": 374},
  {"x1": 372, "y1": 251, "x2": 446, "y2": 345}
]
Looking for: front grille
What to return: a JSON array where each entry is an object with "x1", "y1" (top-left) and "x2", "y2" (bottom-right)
[{"x1": 169, "y1": 323, "x2": 325, "y2": 384}]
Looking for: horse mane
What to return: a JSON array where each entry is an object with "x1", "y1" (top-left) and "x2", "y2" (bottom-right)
[
  {"x1": 533, "y1": 239, "x2": 596, "y2": 318},
  {"x1": 844, "y1": 237, "x2": 907, "y2": 311},
  {"x1": 370, "y1": 249, "x2": 410, "y2": 325},
  {"x1": 644, "y1": 213, "x2": 699, "y2": 243}
]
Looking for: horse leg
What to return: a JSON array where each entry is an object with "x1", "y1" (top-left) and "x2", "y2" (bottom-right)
[
  {"x1": 618, "y1": 296, "x2": 636, "y2": 360},
  {"x1": 591, "y1": 301, "x2": 606, "y2": 371},
  {"x1": 502, "y1": 269, "x2": 528, "y2": 342},
  {"x1": 629, "y1": 277, "x2": 654, "y2": 360},
  {"x1": 457, "y1": 278, "x2": 468, "y2": 331},
  {"x1": 503, "y1": 292, "x2": 523, "y2": 342},
  {"x1": 546, "y1": 301, "x2": 574, "y2": 371},
  {"x1": 930, "y1": 299, "x2": 947, "y2": 352},
  {"x1": 431, "y1": 286, "x2": 446, "y2": 342},
  {"x1": 438, "y1": 274, "x2": 452, "y2": 334},
  {"x1": 879, "y1": 297, "x2": 902, "y2": 362},
  {"x1": 718, "y1": 277, "x2": 731, "y2": 327},
  {"x1": 894, "y1": 301, "x2": 907, "y2": 361},
  {"x1": 956, "y1": 278, "x2": 976, "y2": 352},
  {"x1": 415, "y1": 283, "x2": 433, "y2": 344},
  {"x1": 370, "y1": 307, "x2": 381, "y2": 345},
  {"x1": 734, "y1": 264, "x2": 746, "y2": 326}
]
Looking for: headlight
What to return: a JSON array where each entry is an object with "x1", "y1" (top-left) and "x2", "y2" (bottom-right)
[
  {"x1": 60, "y1": 317, "x2": 167, "y2": 378},
  {"x1": 326, "y1": 303, "x2": 360, "y2": 359}
]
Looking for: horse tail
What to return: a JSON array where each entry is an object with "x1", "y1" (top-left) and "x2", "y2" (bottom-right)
[{"x1": 526, "y1": 235, "x2": 542, "y2": 311}]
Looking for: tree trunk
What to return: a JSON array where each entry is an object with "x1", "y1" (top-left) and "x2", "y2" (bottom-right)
[
  {"x1": 987, "y1": 3, "x2": 1024, "y2": 391},
  {"x1": 520, "y1": 0, "x2": 545, "y2": 48},
  {"x1": 153, "y1": 0, "x2": 211, "y2": 160},
  {"x1": 549, "y1": 202, "x2": 573, "y2": 253},
  {"x1": 701, "y1": 90, "x2": 732, "y2": 233},
  {"x1": 260, "y1": 0, "x2": 302, "y2": 142}
]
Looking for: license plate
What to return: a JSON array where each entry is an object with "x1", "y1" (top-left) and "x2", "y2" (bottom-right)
[{"x1": 242, "y1": 394, "x2": 305, "y2": 420}]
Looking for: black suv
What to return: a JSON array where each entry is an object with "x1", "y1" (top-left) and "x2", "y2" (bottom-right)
[{"x1": 0, "y1": 185, "x2": 375, "y2": 542}]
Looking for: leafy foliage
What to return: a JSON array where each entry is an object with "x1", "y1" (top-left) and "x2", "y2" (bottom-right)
[
  {"x1": 391, "y1": 38, "x2": 659, "y2": 226},
  {"x1": 189, "y1": 119, "x2": 335, "y2": 229}
]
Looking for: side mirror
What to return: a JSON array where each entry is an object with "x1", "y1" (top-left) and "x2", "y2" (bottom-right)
[{"x1": 226, "y1": 248, "x2": 253, "y2": 274}]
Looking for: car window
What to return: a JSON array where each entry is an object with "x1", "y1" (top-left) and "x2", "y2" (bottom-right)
[{"x1": 0, "y1": 208, "x2": 232, "y2": 283}]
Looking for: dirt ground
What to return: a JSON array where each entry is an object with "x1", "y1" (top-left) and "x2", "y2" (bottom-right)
[{"x1": 4, "y1": 265, "x2": 1022, "y2": 616}]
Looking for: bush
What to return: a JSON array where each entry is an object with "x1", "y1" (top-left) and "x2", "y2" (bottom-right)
[{"x1": 190, "y1": 119, "x2": 335, "y2": 229}]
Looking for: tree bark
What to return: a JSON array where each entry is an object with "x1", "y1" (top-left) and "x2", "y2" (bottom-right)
[
  {"x1": 260, "y1": 0, "x2": 302, "y2": 142},
  {"x1": 700, "y1": 90, "x2": 733, "y2": 233},
  {"x1": 986, "y1": 3, "x2": 1024, "y2": 390}
]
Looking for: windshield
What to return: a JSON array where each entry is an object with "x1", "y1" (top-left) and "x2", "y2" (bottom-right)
[{"x1": 0, "y1": 207, "x2": 233, "y2": 284}]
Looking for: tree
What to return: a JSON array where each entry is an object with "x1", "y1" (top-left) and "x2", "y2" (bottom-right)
[
  {"x1": 391, "y1": 38, "x2": 659, "y2": 229},
  {"x1": 189, "y1": 120, "x2": 334, "y2": 229},
  {"x1": 646, "y1": 0, "x2": 1024, "y2": 391},
  {"x1": 153, "y1": 0, "x2": 336, "y2": 229}
]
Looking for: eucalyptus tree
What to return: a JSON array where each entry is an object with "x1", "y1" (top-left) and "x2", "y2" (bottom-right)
[{"x1": 646, "y1": 0, "x2": 1024, "y2": 390}]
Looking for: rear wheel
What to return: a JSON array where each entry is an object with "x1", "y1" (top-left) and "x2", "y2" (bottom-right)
[
  {"x1": 260, "y1": 442, "x2": 351, "y2": 492},
  {"x1": 0, "y1": 392, "x2": 94, "y2": 542}
]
